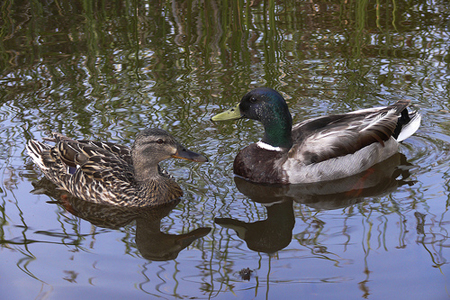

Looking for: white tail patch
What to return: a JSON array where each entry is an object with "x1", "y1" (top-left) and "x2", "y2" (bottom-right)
[{"x1": 397, "y1": 112, "x2": 421, "y2": 142}]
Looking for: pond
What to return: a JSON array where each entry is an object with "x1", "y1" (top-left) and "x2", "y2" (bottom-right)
[{"x1": 1, "y1": 1, "x2": 449, "y2": 299}]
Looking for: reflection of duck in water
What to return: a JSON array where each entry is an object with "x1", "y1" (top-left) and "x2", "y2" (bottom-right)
[
  {"x1": 32, "y1": 177, "x2": 211, "y2": 261},
  {"x1": 212, "y1": 88, "x2": 420, "y2": 184},
  {"x1": 27, "y1": 128, "x2": 207, "y2": 207},
  {"x1": 216, "y1": 199, "x2": 294, "y2": 254},
  {"x1": 135, "y1": 217, "x2": 211, "y2": 261},
  {"x1": 215, "y1": 153, "x2": 414, "y2": 253},
  {"x1": 215, "y1": 178, "x2": 295, "y2": 254}
]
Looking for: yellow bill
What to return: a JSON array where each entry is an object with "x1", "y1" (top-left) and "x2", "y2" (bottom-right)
[{"x1": 211, "y1": 103, "x2": 242, "y2": 121}]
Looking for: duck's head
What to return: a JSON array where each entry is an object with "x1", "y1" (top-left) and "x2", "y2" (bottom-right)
[
  {"x1": 212, "y1": 88, "x2": 293, "y2": 149},
  {"x1": 133, "y1": 128, "x2": 208, "y2": 164}
]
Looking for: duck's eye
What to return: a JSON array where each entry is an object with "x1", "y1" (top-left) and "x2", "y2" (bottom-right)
[{"x1": 156, "y1": 139, "x2": 164, "y2": 144}]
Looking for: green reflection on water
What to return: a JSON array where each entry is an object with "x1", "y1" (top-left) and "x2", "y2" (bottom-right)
[{"x1": 0, "y1": 0, "x2": 449, "y2": 299}]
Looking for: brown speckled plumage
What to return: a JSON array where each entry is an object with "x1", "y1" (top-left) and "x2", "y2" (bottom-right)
[{"x1": 27, "y1": 128, "x2": 207, "y2": 207}]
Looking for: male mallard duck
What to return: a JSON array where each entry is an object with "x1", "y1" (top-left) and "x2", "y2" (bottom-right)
[
  {"x1": 27, "y1": 128, "x2": 208, "y2": 207},
  {"x1": 212, "y1": 88, "x2": 421, "y2": 184}
]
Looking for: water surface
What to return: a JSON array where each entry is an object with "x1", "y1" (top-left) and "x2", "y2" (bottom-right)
[{"x1": 1, "y1": 1, "x2": 449, "y2": 299}]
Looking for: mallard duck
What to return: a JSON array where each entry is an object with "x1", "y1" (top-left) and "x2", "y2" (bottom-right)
[
  {"x1": 211, "y1": 87, "x2": 421, "y2": 184},
  {"x1": 27, "y1": 128, "x2": 208, "y2": 207}
]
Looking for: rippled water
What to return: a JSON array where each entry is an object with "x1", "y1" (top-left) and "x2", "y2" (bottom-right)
[{"x1": 1, "y1": 1, "x2": 449, "y2": 299}]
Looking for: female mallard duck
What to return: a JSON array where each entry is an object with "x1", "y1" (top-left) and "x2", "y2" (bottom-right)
[
  {"x1": 27, "y1": 128, "x2": 208, "y2": 207},
  {"x1": 212, "y1": 87, "x2": 421, "y2": 184}
]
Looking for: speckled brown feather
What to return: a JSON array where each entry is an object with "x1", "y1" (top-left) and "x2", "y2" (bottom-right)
[{"x1": 26, "y1": 130, "x2": 194, "y2": 207}]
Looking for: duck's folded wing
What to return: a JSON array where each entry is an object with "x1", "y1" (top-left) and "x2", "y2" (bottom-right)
[
  {"x1": 78, "y1": 140, "x2": 132, "y2": 164},
  {"x1": 290, "y1": 103, "x2": 408, "y2": 165},
  {"x1": 48, "y1": 133, "x2": 132, "y2": 165},
  {"x1": 57, "y1": 141, "x2": 134, "y2": 184},
  {"x1": 79, "y1": 155, "x2": 135, "y2": 184}
]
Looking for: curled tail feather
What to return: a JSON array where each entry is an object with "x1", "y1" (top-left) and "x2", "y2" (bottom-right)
[{"x1": 395, "y1": 109, "x2": 421, "y2": 142}]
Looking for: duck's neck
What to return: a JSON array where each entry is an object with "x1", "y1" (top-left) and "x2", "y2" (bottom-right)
[
  {"x1": 133, "y1": 157, "x2": 162, "y2": 182},
  {"x1": 261, "y1": 114, "x2": 293, "y2": 149}
]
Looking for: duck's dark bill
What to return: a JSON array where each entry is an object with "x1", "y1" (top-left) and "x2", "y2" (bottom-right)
[
  {"x1": 172, "y1": 145, "x2": 208, "y2": 162},
  {"x1": 211, "y1": 103, "x2": 242, "y2": 121}
]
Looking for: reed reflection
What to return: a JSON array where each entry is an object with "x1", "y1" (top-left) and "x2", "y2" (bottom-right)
[
  {"x1": 216, "y1": 153, "x2": 413, "y2": 254},
  {"x1": 32, "y1": 177, "x2": 211, "y2": 261}
]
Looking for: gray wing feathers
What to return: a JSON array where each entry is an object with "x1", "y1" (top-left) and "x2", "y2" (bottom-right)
[{"x1": 290, "y1": 100, "x2": 411, "y2": 165}]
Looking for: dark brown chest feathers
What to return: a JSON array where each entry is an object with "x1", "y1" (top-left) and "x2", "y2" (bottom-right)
[{"x1": 233, "y1": 144, "x2": 286, "y2": 184}]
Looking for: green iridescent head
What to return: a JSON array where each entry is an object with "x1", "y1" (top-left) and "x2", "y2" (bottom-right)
[{"x1": 212, "y1": 88, "x2": 293, "y2": 149}]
